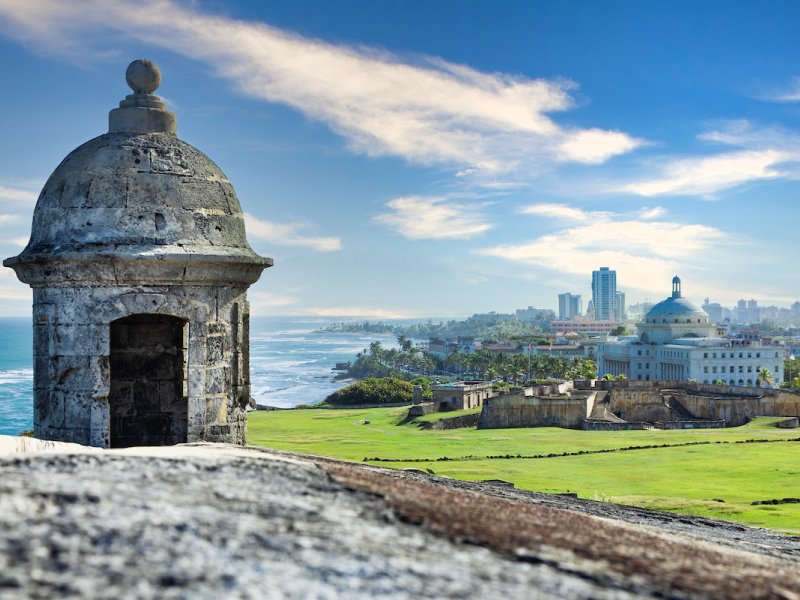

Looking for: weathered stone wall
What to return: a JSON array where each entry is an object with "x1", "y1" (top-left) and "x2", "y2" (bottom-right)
[
  {"x1": 424, "y1": 413, "x2": 480, "y2": 430},
  {"x1": 600, "y1": 386, "x2": 800, "y2": 426},
  {"x1": 605, "y1": 390, "x2": 674, "y2": 422},
  {"x1": 676, "y1": 393, "x2": 800, "y2": 427},
  {"x1": 582, "y1": 420, "x2": 647, "y2": 431},
  {"x1": 654, "y1": 420, "x2": 726, "y2": 430},
  {"x1": 478, "y1": 393, "x2": 586, "y2": 429},
  {"x1": 477, "y1": 381, "x2": 800, "y2": 430},
  {"x1": 32, "y1": 284, "x2": 251, "y2": 447},
  {"x1": 407, "y1": 402, "x2": 437, "y2": 418}
]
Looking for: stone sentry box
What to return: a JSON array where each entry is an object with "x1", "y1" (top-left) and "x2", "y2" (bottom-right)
[{"x1": 4, "y1": 60, "x2": 271, "y2": 448}]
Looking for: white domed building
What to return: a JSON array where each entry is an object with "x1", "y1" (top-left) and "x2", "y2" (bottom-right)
[{"x1": 598, "y1": 277, "x2": 783, "y2": 387}]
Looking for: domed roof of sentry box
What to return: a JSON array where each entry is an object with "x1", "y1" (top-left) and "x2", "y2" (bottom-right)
[{"x1": 4, "y1": 59, "x2": 272, "y2": 286}]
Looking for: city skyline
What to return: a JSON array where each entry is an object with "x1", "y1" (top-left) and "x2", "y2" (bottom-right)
[{"x1": 1, "y1": 1, "x2": 800, "y2": 318}]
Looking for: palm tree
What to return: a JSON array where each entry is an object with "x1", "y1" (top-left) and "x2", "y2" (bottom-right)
[
  {"x1": 396, "y1": 334, "x2": 413, "y2": 353},
  {"x1": 757, "y1": 368, "x2": 773, "y2": 388},
  {"x1": 368, "y1": 341, "x2": 384, "y2": 360}
]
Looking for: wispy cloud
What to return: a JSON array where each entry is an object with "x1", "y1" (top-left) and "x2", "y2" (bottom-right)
[
  {"x1": 0, "y1": 268, "x2": 32, "y2": 302},
  {"x1": 375, "y1": 195, "x2": 492, "y2": 239},
  {"x1": 248, "y1": 291, "x2": 301, "y2": 310},
  {"x1": 0, "y1": 185, "x2": 37, "y2": 204},
  {"x1": 638, "y1": 206, "x2": 666, "y2": 220},
  {"x1": 617, "y1": 120, "x2": 800, "y2": 197},
  {"x1": 0, "y1": 0, "x2": 642, "y2": 182},
  {"x1": 244, "y1": 213, "x2": 342, "y2": 252},
  {"x1": 293, "y1": 306, "x2": 420, "y2": 319},
  {"x1": 622, "y1": 150, "x2": 787, "y2": 197},
  {"x1": 477, "y1": 203, "x2": 728, "y2": 294},
  {"x1": 520, "y1": 203, "x2": 596, "y2": 222},
  {"x1": 760, "y1": 76, "x2": 800, "y2": 103}
]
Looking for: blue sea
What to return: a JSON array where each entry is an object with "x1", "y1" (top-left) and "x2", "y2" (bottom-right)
[{"x1": 0, "y1": 316, "x2": 398, "y2": 436}]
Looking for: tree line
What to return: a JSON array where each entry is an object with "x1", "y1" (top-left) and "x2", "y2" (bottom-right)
[{"x1": 338, "y1": 336, "x2": 597, "y2": 385}]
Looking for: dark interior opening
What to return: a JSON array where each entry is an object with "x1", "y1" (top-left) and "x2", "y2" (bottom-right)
[{"x1": 109, "y1": 314, "x2": 188, "y2": 448}]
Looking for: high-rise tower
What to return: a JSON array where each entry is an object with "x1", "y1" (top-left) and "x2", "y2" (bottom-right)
[
  {"x1": 558, "y1": 293, "x2": 582, "y2": 319},
  {"x1": 592, "y1": 267, "x2": 617, "y2": 321}
]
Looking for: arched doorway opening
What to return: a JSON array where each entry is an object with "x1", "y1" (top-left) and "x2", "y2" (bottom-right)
[{"x1": 109, "y1": 314, "x2": 188, "y2": 447}]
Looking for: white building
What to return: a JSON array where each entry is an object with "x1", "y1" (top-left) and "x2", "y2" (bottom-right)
[
  {"x1": 592, "y1": 267, "x2": 617, "y2": 321},
  {"x1": 598, "y1": 277, "x2": 784, "y2": 387},
  {"x1": 558, "y1": 293, "x2": 582, "y2": 319}
]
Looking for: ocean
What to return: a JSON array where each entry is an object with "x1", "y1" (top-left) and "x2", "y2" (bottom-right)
[{"x1": 0, "y1": 316, "x2": 397, "y2": 436}]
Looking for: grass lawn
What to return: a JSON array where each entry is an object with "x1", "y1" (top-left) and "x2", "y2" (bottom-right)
[{"x1": 248, "y1": 408, "x2": 800, "y2": 533}]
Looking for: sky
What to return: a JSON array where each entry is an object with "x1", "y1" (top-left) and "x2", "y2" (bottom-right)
[{"x1": 0, "y1": 0, "x2": 799, "y2": 319}]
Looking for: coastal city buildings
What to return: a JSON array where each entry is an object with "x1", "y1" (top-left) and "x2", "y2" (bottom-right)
[
  {"x1": 558, "y1": 293, "x2": 582, "y2": 319},
  {"x1": 591, "y1": 267, "x2": 618, "y2": 321},
  {"x1": 550, "y1": 317, "x2": 619, "y2": 335},
  {"x1": 423, "y1": 267, "x2": 799, "y2": 388},
  {"x1": 598, "y1": 277, "x2": 784, "y2": 387}
]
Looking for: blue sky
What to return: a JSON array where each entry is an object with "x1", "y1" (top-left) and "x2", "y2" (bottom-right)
[{"x1": 0, "y1": 0, "x2": 799, "y2": 318}]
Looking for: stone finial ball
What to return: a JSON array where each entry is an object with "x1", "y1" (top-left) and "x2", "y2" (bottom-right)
[{"x1": 126, "y1": 59, "x2": 161, "y2": 94}]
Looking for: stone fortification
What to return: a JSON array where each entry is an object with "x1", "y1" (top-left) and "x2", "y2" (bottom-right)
[
  {"x1": 478, "y1": 392, "x2": 590, "y2": 429},
  {"x1": 478, "y1": 380, "x2": 800, "y2": 430},
  {"x1": 4, "y1": 60, "x2": 270, "y2": 448},
  {"x1": 673, "y1": 392, "x2": 800, "y2": 427}
]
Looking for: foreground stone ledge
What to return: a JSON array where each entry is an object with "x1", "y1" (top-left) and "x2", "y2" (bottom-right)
[{"x1": 0, "y1": 437, "x2": 798, "y2": 599}]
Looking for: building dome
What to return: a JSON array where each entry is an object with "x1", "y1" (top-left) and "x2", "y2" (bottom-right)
[
  {"x1": 645, "y1": 296, "x2": 709, "y2": 322},
  {"x1": 644, "y1": 274, "x2": 709, "y2": 324},
  {"x1": 6, "y1": 59, "x2": 270, "y2": 286},
  {"x1": 636, "y1": 276, "x2": 714, "y2": 345}
]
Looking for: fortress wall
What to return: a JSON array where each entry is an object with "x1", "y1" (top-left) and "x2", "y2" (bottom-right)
[
  {"x1": 477, "y1": 382, "x2": 800, "y2": 430},
  {"x1": 478, "y1": 394, "x2": 585, "y2": 429},
  {"x1": 582, "y1": 420, "x2": 647, "y2": 431},
  {"x1": 677, "y1": 394, "x2": 800, "y2": 426},
  {"x1": 606, "y1": 389, "x2": 674, "y2": 423}
]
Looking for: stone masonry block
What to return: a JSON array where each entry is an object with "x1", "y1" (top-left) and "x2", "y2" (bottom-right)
[
  {"x1": 32, "y1": 302, "x2": 57, "y2": 325},
  {"x1": 52, "y1": 324, "x2": 109, "y2": 357},
  {"x1": 205, "y1": 367, "x2": 228, "y2": 396},
  {"x1": 187, "y1": 367, "x2": 206, "y2": 399}
]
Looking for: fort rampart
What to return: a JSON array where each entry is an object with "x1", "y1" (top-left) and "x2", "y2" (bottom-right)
[{"x1": 478, "y1": 380, "x2": 800, "y2": 430}]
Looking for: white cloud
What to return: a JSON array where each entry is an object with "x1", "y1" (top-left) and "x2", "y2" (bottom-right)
[
  {"x1": 558, "y1": 129, "x2": 643, "y2": 164},
  {"x1": 0, "y1": 0, "x2": 642, "y2": 180},
  {"x1": 617, "y1": 121, "x2": 800, "y2": 198},
  {"x1": 0, "y1": 268, "x2": 31, "y2": 302},
  {"x1": 622, "y1": 150, "x2": 787, "y2": 197},
  {"x1": 249, "y1": 291, "x2": 301, "y2": 310},
  {"x1": 520, "y1": 203, "x2": 592, "y2": 222},
  {"x1": 375, "y1": 196, "x2": 492, "y2": 239},
  {"x1": 761, "y1": 76, "x2": 800, "y2": 103},
  {"x1": 638, "y1": 206, "x2": 666, "y2": 220},
  {"x1": 294, "y1": 306, "x2": 420, "y2": 319},
  {"x1": 477, "y1": 205, "x2": 728, "y2": 295},
  {"x1": 0, "y1": 186, "x2": 37, "y2": 204},
  {"x1": 244, "y1": 213, "x2": 342, "y2": 252}
]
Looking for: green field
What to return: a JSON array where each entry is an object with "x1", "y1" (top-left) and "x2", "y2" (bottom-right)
[{"x1": 248, "y1": 408, "x2": 800, "y2": 533}]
